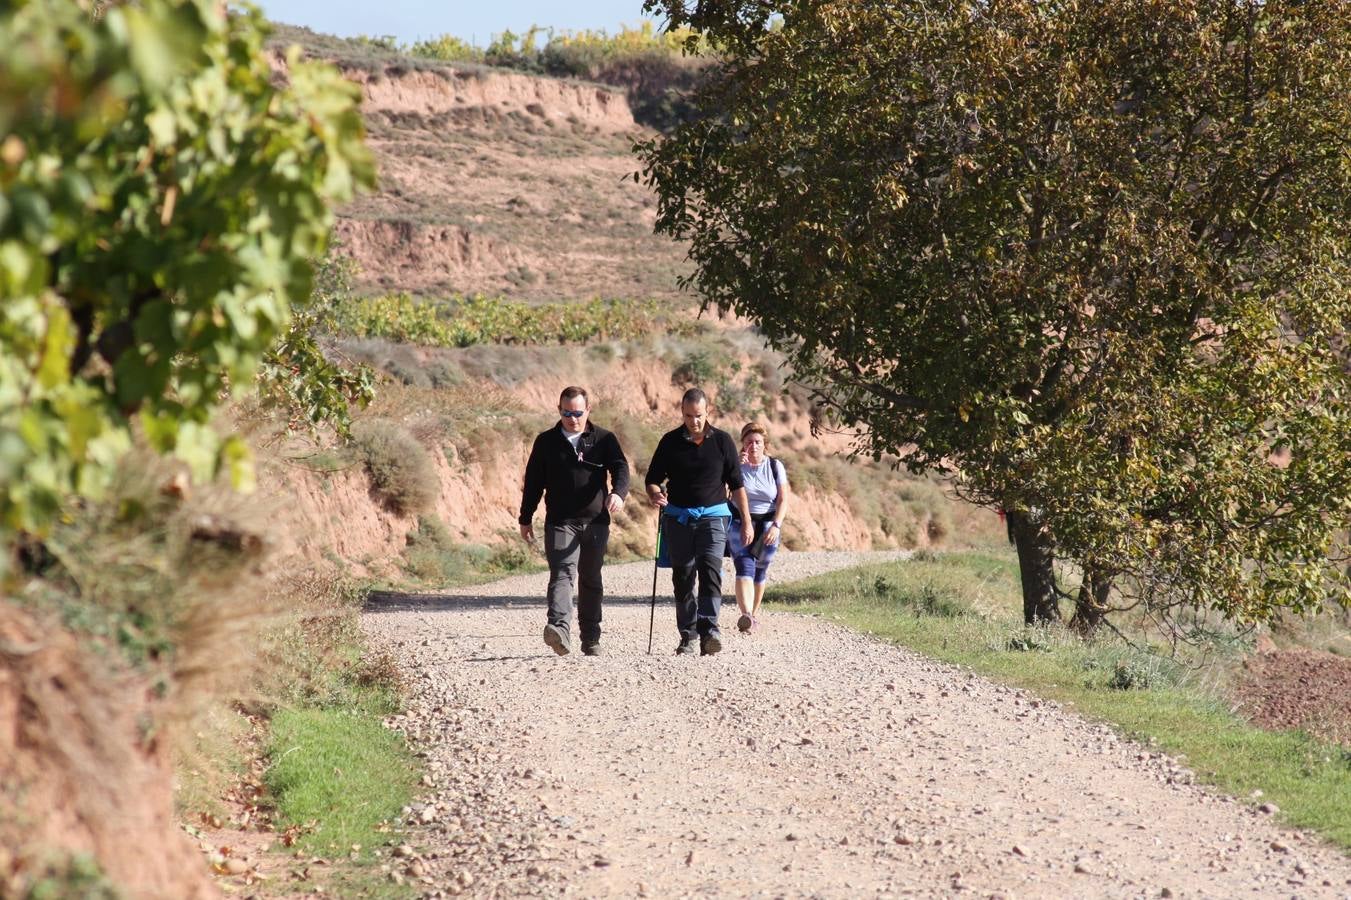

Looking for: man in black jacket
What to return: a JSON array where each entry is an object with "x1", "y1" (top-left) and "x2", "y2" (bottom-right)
[
  {"x1": 645, "y1": 388, "x2": 753, "y2": 656},
  {"x1": 519, "y1": 386, "x2": 630, "y2": 656}
]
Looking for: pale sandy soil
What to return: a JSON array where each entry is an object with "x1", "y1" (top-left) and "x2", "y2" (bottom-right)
[{"x1": 362, "y1": 551, "x2": 1351, "y2": 899}]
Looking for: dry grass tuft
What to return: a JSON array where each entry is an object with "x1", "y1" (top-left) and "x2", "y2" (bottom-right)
[{"x1": 351, "y1": 418, "x2": 440, "y2": 515}]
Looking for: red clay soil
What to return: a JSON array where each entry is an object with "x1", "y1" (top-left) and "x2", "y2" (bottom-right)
[
  {"x1": 1234, "y1": 648, "x2": 1351, "y2": 748},
  {"x1": 0, "y1": 603, "x2": 217, "y2": 899}
]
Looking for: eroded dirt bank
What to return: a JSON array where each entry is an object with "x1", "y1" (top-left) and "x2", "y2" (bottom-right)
[{"x1": 362, "y1": 554, "x2": 1351, "y2": 899}]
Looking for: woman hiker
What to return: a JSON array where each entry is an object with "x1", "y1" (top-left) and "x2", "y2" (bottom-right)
[{"x1": 729, "y1": 422, "x2": 790, "y2": 633}]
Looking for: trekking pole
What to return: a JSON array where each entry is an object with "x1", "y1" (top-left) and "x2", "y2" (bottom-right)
[{"x1": 647, "y1": 512, "x2": 663, "y2": 655}]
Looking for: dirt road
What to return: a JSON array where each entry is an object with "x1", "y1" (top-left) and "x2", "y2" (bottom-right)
[{"x1": 363, "y1": 552, "x2": 1351, "y2": 899}]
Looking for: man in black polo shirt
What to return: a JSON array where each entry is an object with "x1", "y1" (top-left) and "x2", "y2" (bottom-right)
[
  {"x1": 645, "y1": 388, "x2": 753, "y2": 656},
  {"x1": 520, "y1": 385, "x2": 630, "y2": 656}
]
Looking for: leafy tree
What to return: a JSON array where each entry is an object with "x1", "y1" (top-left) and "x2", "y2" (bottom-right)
[
  {"x1": 0, "y1": 0, "x2": 374, "y2": 547},
  {"x1": 640, "y1": 0, "x2": 1351, "y2": 629}
]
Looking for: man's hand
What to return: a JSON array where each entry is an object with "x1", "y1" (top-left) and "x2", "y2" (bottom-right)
[
  {"x1": 520, "y1": 523, "x2": 534, "y2": 543},
  {"x1": 606, "y1": 493, "x2": 624, "y2": 514},
  {"x1": 740, "y1": 521, "x2": 754, "y2": 545},
  {"x1": 647, "y1": 485, "x2": 668, "y2": 508}
]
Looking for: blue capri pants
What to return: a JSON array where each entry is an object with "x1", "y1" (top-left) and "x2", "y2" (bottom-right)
[{"x1": 727, "y1": 519, "x2": 779, "y2": 584}]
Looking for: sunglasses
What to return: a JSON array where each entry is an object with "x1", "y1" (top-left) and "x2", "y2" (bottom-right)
[{"x1": 561, "y1": 410, "x2": 586, "y2": 418}]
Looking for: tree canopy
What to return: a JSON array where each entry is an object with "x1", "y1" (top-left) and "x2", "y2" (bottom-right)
[
  {"x1": 0, "y1": 0, "x2": 374, "y2": 544},
  {"x1": 640, "y1": 0, "x2": 1351, "y2": 628}
]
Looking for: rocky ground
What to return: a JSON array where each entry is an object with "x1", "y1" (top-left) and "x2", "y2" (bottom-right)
[
  {"x1": 1235, "y1": 649, "x2": 1351, "y2": 749},
  {"x1": 362, "y1": 551, "x2": 1351, "y2": 899}
]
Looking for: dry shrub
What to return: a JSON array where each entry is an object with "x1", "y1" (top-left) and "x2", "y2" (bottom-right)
[
  {"x1": 1, "y1": 452, "x2": 277, "y2": 898},
  {"x1": 610, "y1": 499, "x2": 659, "y2": 560},
  {"x1": 36, "y1": 452, "x2": 278, "y2": 726},
  {"x1": 256, "y1": 568, "x2": 400, "y2": 710},
  {"x1": 0, "y1": 603, "x2": 216, "y2": 899},
  {"x1": 352, "y1": 418, "x2": 439, "y2": 514},
  {"x1": 353, "y1": 645, "x2": 406, "y2": 694}
]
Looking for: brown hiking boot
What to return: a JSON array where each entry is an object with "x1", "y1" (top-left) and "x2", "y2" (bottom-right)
[
  {"x1": 543, "y1": 624, "x2": 570, "y2": 656},
  {"x1": 700, "y1": 632, "x2": 723, "y2": 656}
]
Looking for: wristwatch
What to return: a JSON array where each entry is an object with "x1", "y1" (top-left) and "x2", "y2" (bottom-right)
[{"x1": 771, "y1": 521, "x2": 781, "y2": 529}]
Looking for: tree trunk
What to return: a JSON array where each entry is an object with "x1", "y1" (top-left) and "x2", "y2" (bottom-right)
[
  {"x1": 1069, "y1": 567, "x2": 1114, "y2": 635},
  {"x1": 1007, "y1": 509, "x2": 1060, "y2": 625}
]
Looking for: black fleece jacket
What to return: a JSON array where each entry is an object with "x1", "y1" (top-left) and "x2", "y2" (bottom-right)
[{"x1": 519, "y1": 422, "x2": 630, "y2": 525}]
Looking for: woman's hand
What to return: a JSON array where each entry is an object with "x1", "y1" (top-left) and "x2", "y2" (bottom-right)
[{"x1": 765, "y1": 524, "x2": 780, "y2": 546}]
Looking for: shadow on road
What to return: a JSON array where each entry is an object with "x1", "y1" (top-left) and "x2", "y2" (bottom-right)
[{"x1": 364, "y1": 592, "x2": 671, "y2": 614}]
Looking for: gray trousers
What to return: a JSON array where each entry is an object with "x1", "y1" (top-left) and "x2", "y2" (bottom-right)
[
  {"x1": 664, "y1": 515, "x2": 727, "y2": 639},
  {"x1": 544, "y1": 520, "x2": 609, "y2": 642}
]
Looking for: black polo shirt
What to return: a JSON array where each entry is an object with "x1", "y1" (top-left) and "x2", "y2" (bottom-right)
[{"x1": 644, "y1": 424, "x2": 743, "y2": 508}]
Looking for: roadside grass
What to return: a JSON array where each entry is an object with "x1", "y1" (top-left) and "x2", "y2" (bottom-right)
[
  {"x1": 259, "y1": 576, "x2": 419, "y2": 898},
  {"x1": 771, "y1": 551, "x2": 1351, "y2": 849},
  {"x1": 209, "y1": 569, "x2": 420, "y2": 896},
  {"x1": 265, "y1": 698, "x2": 417, "y2": 852}
]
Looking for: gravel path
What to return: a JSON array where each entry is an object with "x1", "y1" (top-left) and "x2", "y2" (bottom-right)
[{"x1": 363, "y1": 551, "x2": 1351, "y2": 899}]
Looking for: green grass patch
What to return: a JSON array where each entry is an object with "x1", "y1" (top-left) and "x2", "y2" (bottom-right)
[
  {"x1": 772, "y1": 551, "x2": 1351, "y2": 849},
  {"x1": 266, "y1": 700, "x2": 418, "y2": 857},
  {"x1": 257, "y1": 573, "x2": 419, "y2": 897}
]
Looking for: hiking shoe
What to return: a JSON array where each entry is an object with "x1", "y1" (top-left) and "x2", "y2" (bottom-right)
[
  {"x1": 736, "y1": 613, "x2": 753, "y2": 633},
  {"x1": 675, "y1": 636, "x2": 699, "y2": 656},
  {"x1": 543, "y1": 624, "x2": 571, "y2": 656},
  {"x1": 581, "y1": 641, "x2": 602, "y2": 657},
  {"x1": 700, "y1": 632, "x2": 723, "y2": 656}
]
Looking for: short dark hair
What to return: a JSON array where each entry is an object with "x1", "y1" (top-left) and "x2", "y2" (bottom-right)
[
  {"x1": 681, "y1": 387, "x2": 707, "y2": 407},
  {"x1": 559, "y1": 386, "x2": 589, "y2": 405}
]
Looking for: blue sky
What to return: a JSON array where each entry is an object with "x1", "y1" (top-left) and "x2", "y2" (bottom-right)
[{"x1": 256, "y1": 1, "x2": 660, "y2": 47}]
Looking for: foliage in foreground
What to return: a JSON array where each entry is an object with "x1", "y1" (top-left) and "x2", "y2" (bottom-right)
[
  {"x1": 772, "y1": 553, "x2": 1351, "y2": 847},
  {"x1": 0, "y1": 0, "x2": 374, "y2": 548},
  {"x1": 641, "y1": 0, "x2": 1351, "y2": 631}
]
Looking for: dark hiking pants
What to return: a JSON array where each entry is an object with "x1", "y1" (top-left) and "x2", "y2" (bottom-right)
[
  {"x1": 544, "y1": 520, "x2": 609, "y2": 643},
  {"x1": 665, "y1": 515, "x2": 728, "y2": 640}
]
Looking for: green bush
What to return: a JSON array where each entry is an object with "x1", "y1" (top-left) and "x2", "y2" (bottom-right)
[
  {"x1": 1006, "y1": 631, "x2": 1053, "y2": 653},
  {"x1": 402, "y1": 517, "x2": 539, "y2": 586},
  {"x1": 485, "y1": 536, "x2": 532, "y2": 574},
  {"x1": 409, "y1": 34, "x2": 483, "y2": 62},
  {"x1": 1082, "y1": 647, "x2": 1182, "y2": 692},
  {"x1": 352, "y1": 420, "x2": 439, "y2": 515}
]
